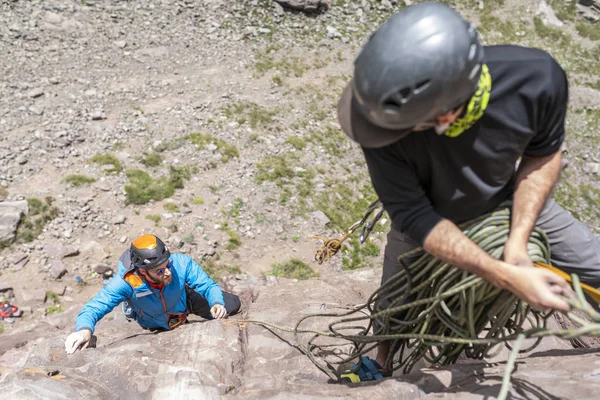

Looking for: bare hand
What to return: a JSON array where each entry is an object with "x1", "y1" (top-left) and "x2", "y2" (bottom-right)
[
  {"x1": 503, "y1": 241, "x2": 533, "y2": 267},
  {"x1": 503, "y1": 264, "x2": 574, "y2": 312},
  {"x1": 210, "y1": 304, "x2": 227, "y2": 319}
]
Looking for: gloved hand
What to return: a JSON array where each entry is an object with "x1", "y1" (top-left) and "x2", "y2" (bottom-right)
[
  {"x1": 210, "y1": 304, "x2": 227, "y2": 319},
  {"x1": 65, "y1": 329, "x2": 92, "y2": 355}
]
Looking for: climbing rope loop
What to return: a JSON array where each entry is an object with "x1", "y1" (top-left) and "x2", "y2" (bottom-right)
[{"x1": 241, "y1": 205, "x2": 600, "y2": 396}]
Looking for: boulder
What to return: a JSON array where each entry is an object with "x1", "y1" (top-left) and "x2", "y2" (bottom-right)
[{"x1": 0, "y1": 201, "x2": 28, "y2": 243}]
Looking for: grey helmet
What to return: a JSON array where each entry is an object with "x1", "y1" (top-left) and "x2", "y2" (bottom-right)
[{"x1": 350, "y1": 2, "x2": 484, "y2": 147}]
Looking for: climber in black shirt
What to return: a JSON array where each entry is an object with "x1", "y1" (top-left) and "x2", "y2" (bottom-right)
[{"x1": 337, "y1": 2, "x2": 600, "y2": 378}]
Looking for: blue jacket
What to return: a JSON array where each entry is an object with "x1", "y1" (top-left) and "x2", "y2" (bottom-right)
[{"x1": 75, "y1": 251, "x2": 224, "y2": 333}]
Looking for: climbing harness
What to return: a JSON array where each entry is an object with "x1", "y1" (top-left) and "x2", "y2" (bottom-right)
[
  {"x1": 240, "y1": 205, "x2": 600, "y2": 399},
  {"x1": 309, "y1": 199, "x2": 384, "y2": 264}
]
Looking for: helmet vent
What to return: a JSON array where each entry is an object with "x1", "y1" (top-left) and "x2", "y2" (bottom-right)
[
  {"x1": 414, "y1": 79, "x2": 431, "y2": 94},
  {"x1": 468, "y1": 63, "x2": 481, "y2": 81},
  {"x1": 398, "y1": 87, "x2": 412, "y2": 101},
  {"x1": 468, "y1": 43, "x2": 477, "y2": 61},
  {"x1": 382, "y1": 98, "x2": 402, "y2": 113}
]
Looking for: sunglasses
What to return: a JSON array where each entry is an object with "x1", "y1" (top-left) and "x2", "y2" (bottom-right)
[{"x1": 152, "y1": 262, "x2": 172, "y2": 277}]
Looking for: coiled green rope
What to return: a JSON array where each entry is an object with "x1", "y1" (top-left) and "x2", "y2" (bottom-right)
[{"x1": 240, "y1": 206, "x2": 600, "y2": 397}]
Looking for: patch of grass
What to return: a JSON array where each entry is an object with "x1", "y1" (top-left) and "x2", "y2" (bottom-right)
[
  {"x1": 14, "y1": 197, "x2": 59, "y2": 243},
  {"x1": 255, "y1": 154, "x2": 297, "y2": 185},
  {"x1": 202, "y1": 258, "x2": 242, "y2": 281},
  {"x1": 145, "y1": 214, "x2": 161, "y2": 226},
  {"x1": 187, "y1": 133, "x2": 239, "y2": 163},
  {"x1": 46, "y1": 305, "x2": 63, "y2": 315},
  {"x1": 154, "y1": 137, "x2": 187, "y2": 153},
  {"x1": 533, "y1": 17, "x2": 570, "y2": 48},
  {"x1": 553, "y1": 174, "x2": 600, "y2": 230},
  {"x1": 90, "y1": 153, "x2": 123, "y2": 174},
  {"x1": 270, "y1": 258, "x2": 319, "y2": 280},
  {"x1": 222, "y1": 197, "x2": 244, "y2": 219},
  {"x1": 254, "y1": 52, "x2": 310, "y2": 78},
  {"x1": 222, "y1": 223, "x2": 242, "y2": 250},
  {"x1": 272, "y1": 75, "x2": 284, "y2": 86},
  {"x1": 193, "y1": 197, "x2": 204, "y2": 205},
  {"x1": 124, "y1": 166, "x2": 192, "y2": 205},
  {"x1": 112, "y1": 141, "x2": 125, "y2": 151},
  {"x1": 183, "y1": 234, "x2": 195, "y2": 244},
  {"x1": 141, "y1": 152, "x2": 162, "y2": 167},
  {"x1": 287, "y1": 135, "x2": 307, "y2": 151},
  {"x1": 222, "y1": 101, "x2": 279, "y2": 129},
  {"x1": 546, "y1": 0, "x2": 577, "y2": 21},
  {"x1": 478, "y1": 13, "x2": 518, "y2": 42},
  {"x1": 163, "y1": 203, "x2": 180, "y2": 213},
  {"x1": 0, "y1": 326, "x2": 4, "y2": 334},
  {"x1": 576, "y1": 21, "x2": 600, "y2": 41},
  {"x1": 46, "y1": 291, "x2": 59, "y2": 304},
  {"x1": 255, "y1": 153, "x2": 316, "y2": 215},
  {"x1": 62, "y1": 174, "x2": 96, "y2": 187}
]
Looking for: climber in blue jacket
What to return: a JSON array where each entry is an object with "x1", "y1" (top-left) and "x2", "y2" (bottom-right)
[{"x1": 65, "y1": 234, "x2": 241, "y2": 354}]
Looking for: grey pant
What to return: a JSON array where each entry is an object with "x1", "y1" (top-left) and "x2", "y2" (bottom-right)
[{"x1": 380, "y1": 199, "x2": 600, "y2": 308}]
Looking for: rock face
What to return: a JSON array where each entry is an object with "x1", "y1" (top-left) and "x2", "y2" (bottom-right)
[{"x1": 1, "y1": 270, "x2": 600, "y2": 399}]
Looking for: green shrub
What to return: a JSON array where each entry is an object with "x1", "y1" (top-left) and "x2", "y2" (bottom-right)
[
  {"x1": 271, "y1": 258, "x2": 319, "y2": 280},
  {"x1": 90, "y1": 153, "x2": 123, "y2": 174},
  {"x1": 62, "y1": 174, "x2": 96, "y2": 187}
]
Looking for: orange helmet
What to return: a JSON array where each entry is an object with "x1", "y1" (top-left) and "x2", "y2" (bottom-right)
[{"x1": 130, "y1": 234, "x2": 170, "y2": 270}]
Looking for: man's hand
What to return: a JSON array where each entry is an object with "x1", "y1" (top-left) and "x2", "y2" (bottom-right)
[
  {"x1": 210, "y1": 304, "x2": 227, "y2": 319},
  {"x1": 501, "y1": 263, "x2": 574, "y2": 312},
  {"x1": 65, "y1": 329, "x2": 92, "y2": 355},
  {"x1": 503, "y1": 240, "x2": 533, "y2": 267}
]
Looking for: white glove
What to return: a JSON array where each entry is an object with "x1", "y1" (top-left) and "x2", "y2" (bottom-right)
[
  {"x1": 65, "y1": 330, "x2": 92, "y2": 355},
  {"x1": 210, "y1": 304, "x2": 227, "y2": 319}
]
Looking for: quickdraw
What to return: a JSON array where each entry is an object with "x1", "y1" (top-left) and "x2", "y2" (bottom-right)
[{"x1": 309, "y1": 199, "x2": 385, "y2": 264}]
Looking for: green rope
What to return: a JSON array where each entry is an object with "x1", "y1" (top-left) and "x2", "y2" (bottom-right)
[{"x1": 239, "y1": 206, "x2": 600, "y2": 396}]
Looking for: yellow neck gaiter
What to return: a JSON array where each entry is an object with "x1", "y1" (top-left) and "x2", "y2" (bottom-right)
[{"x1": 444, "y1": 64, "x2": 492, "y2": 138}]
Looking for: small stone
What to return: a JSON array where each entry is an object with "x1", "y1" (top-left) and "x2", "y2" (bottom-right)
[
  {"x1": 119, "y1": 235, "x2": 128, "y2": 243},
  {"x1": 9, "y1": 253, "x2": 28, "y2": 265},
  {"x1": 311, "y1": 210, "x2": 331, "y2": 226},
  {"x1": 206, "y1": 247, "x2": 216, "y2": 257},
  {"x1": 16, "y1": 155, "x2": 28, "y2": 165},
  {"x1": 27, "y1": 88, "x2": 44, "y2": 98},
  {"x1": 93, "y1": 264, "x2": 113, "y2": 274},
  {"x1": 91, "y1": 111, "x2": 106, "y2": 120},
  {"x1": 45, "y1": 11, "x2": 63, "y2": 25},
  {"x1": 585, "y1": 162, "x2": 600, "y2": 175},
  {"x1": 49, "y1": 77, "x2": 60, "y2": 85},
  {"x1": 29, "y1": 105, "x2": 44, "y2": 116},
  {"x1": 21, "y1": 289, "x2": 47, "y2": 303},
  {"x1": 258, "y1": 28, "x2": 272, "y2": 34},
  {"x1": 49, "y1": 259, "x2": 68, "y2": 279},
  {"x1": 113, "y1": 215, "x2": 127, "y2": 225},
  {"x1": 93, "y1": 182, "x2": 111, "y2": 191},
  {"x1": 114, "y1": 40, "x2": 127, "y2": 49},
  {"x1": 0, "y1": 283, "x2": 14, "y2": 299},
  {"x1": 326, "y1": 26, "x2": 341, "y2": 38},
  {"x1": 168, "y1": 236, "x2": 184, "y2": 249},
  {"x1": 43, "y1": 243, "x2": 79, "y2": 259}
]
